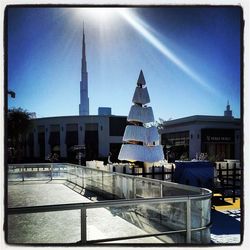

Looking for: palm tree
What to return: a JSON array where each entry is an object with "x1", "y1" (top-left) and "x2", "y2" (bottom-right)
[{"x1": 7, "y1": 108, "x2": 33, "y2": 163}]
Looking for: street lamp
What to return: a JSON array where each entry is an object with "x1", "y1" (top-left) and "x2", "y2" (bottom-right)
[{"x1": 73, "y1": 145, "x2": 86, "y2": 165}]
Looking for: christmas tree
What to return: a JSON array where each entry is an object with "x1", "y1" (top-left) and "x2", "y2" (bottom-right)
[{"x1": 118, "y1": 70, "x2": 164, "y2": 165}]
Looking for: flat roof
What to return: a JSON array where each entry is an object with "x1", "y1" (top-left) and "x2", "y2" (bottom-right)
[
  {"x1": 31, "y1": 114, "x2": 127, "y2": 121},
  {"x1": 161, "y1": 115, "x2": 241, "y2": 127}
]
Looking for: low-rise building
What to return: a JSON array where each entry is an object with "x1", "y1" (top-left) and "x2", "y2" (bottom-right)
[
  {"x1": 25, "y1": 115, "x2": 127, "y2": 162},
  {"x1": 160, "y1": 115, "x2": 241, "y2": 161},
  {"x1": 24, "y1": 102, "x2": 241, "y2": 163}
]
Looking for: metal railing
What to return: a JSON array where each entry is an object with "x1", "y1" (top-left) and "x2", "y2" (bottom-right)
[
  {"x1": 7, "y1": 163, "x2": 212, "y2": 244},
  {"x1": 8, "y1": 163, "x2": 67, "y2": 181},
  {"x1": 8, "y1": 195, "x2": 211, "y2": 244},
  {"x1": 214, "y1": 161, "x2": 241, "y2": 202}
]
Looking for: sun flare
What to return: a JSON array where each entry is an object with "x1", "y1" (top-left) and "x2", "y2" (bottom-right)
[{"x1": 74, "y1": 8, "x2": 119, "y2": 24}]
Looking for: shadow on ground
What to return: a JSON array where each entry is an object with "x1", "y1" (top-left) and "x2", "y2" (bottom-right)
[
  {"x1": 212, "y1": 197, "x2": 233, "y2": 207},
  {"x1": 211, "y1": 209, "x2": 241, "y2": 235}
]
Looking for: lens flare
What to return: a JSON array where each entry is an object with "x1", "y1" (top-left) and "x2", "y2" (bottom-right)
[
  {"x1": 74, "y1": 8, "x2": 119, "y2": 24},
  {"x1": 119, "y1": 9, "x2": 216, "y2": 94}
]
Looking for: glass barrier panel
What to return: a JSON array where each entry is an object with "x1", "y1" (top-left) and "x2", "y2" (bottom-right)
[
  {"x1": 90, "y1": 169, "x2": 103, "y2": 193},
  {"x1": 52, "y1": 163, "x2": 67, "y2": 179},
  {"x1": 83, "y1": 168, "x2": 94, "y2": 190},
  {"x1": 135, "y1": 179, "x2": 161, "y2": 198},
  {"x1": 8, "y1": 165, "x2": 23, "y2": 181},
  {"x1": 67, "y1": 165, "x2": 77, "y2": 183},
  {"x1": 75, "y1": 167, "x2": 83, "y2": 187},
  {"x1": 86, "y1": 200, "x2": 187, "y2": 244},
  {"x1": 190, "y1": 198, "x2": 211, "y2": 243},
  {"x1": 102, "y1": 172, "x2": 115, "y2": 199}
]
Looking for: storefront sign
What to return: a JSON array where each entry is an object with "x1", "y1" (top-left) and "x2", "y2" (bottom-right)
[
  {"x1": 201, "y1": 129, "x2": 234, "y2": 143},
  {"x1": 206, "y1": 136, "x2": 232, "y2": 142}
]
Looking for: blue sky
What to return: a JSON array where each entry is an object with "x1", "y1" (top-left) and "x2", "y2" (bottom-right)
[{"x1": 7, "y1": 6, "x2": 242, "y2": 120}]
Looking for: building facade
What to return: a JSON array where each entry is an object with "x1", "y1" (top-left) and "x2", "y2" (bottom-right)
[
  {"x1": 160, "y1": 115, "x2": 241, "y2": 161},
  {"x1": 23, "y1": 113, "x2": 241, "y2": 163},
  {"x1": 25, "y1": 115, "x2": 127, "y2": 162}
]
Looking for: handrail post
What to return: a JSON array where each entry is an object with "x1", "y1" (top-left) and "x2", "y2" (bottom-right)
[
  {"x1": 22, "y1": 165, "x2": 24, "y2": 182},
  {"x1": 171, "y1": 164, "x2": 174, "y2": 182},
  {"x1": 50, "y1": 164, "x2": 53, "y2": 181},
  {"x1": 186, "y1": 199, "x2": 191, "y2": 243},
  {"x1": 81, "y1": 207, "x2": 87, "y2": 244},
  {"x1": 233, "y1": 163, "x2": 236, "y2": 203},
  {"x1": 161, "y1": 165, "x2": 164, "y2": 180},
  {"x1": 226, "y1": 162, "x2": 229, "y2": 186},
  {"x1": 102, "y1": 170, "x2": 104, "y2": 191},
  {"x1": 133, "y1": 177, "x2": 136, "y2": 198}
]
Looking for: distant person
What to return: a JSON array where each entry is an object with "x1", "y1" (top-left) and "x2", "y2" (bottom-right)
[
  {"x1": 168, "y1": 151, "x2": 176, "y2": 163},
  {"x1": 48, "y1": 152, "x2": 59, "y2": 163},
  {"x1": 108, "y1": 152, "x2": 112, "y2": 164},
  {"x1": 166, "y1": 150, "x2": 169, "y2": 162}
]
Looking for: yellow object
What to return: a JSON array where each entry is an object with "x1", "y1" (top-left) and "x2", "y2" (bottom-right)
[{"x1": 213, "y1": 195, "x2": 241, "y2": 211}]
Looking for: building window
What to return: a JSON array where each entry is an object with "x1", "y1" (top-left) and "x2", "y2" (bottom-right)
[
  {"x1": 110, "y1": 143, "x2": 122, "y2": 162},
  {"x1": 37, "y1": 126, "x2": 45, "y2": 159},
  {"x1": 161, "y1": 131, "x2": 189, "y2": 147},
  {"x1": 85, "y1": 123, "x2": 98, "y2": 131},
  {"x1": 65, "y1": 124, "x2": 78, "y2": 147},
  {"x1": 161, "y1": 131, "x2": 189, "y2": 160},
  {"x1": 109, "y1": 117, "x2": 128, "y2": 136},
  {"x1": 49, "y1": 125, "x2": 60, "y2": 156},
  {"x1": 201, "y1": 128, "x2": 235, "y2": 161}
]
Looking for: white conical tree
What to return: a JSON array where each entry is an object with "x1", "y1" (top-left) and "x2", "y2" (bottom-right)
[{"x1": 118, "y1": 70, "x2": 164, "y2": 163}]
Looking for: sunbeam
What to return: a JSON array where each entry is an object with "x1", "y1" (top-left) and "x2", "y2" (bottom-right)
[{"x1": 119, "y1": 9, "x2": 217, "y2": 94}]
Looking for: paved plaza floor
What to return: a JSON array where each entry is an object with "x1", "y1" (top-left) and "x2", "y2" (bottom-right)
[
  {"x1": 7, "y1": 181, "x2": 164, "y2": 244},
  {"x1": 7, "y1": 181, "x2": 242, "y2": 245}
]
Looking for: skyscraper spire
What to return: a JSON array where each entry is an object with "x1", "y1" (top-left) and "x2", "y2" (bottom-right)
[
  {"x1": 79, "y1": 21, "x2": 89, "y2": 116},
  {"x1": 81, "y1": 21, "x2": 87, "y2": 74},
  {"x1": 224, "y1": 100, "x2": 233, "y2": 117}
]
